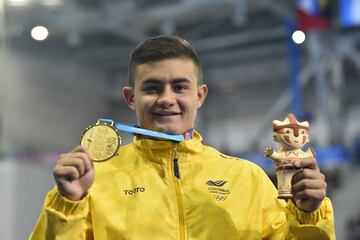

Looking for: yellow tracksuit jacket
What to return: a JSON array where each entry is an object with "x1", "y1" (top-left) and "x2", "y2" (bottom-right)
[{"x1": 30, "y1": 132, "x2": 335, "y2": 240}]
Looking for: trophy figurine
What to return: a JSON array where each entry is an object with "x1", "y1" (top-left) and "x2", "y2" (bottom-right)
[{"x1": 264, "y1": 113, "x2": 315, "y2": 199}]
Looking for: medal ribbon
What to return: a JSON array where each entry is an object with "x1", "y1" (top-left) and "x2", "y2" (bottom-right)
[{"x1": 99, "y1": 118, "x2": 184, "y2": 142}]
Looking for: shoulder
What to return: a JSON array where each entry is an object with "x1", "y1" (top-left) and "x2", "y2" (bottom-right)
[{"x1": 202, "y1": 144, "x2": 266, "y2": 175}]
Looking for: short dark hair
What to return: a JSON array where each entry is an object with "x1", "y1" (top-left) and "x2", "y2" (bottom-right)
[{"x1": 128, "y1": 35, "x2": 203, "y2": 86}]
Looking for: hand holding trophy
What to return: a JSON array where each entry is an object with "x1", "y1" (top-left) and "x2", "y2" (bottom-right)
[{"x1": 264, "y1": 113, "x2": 314, "y2": 199}]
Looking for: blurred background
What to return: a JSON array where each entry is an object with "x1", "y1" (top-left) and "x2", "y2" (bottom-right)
[{"x1": 0, "y1": 0, "x2": 359, "y2": 239}]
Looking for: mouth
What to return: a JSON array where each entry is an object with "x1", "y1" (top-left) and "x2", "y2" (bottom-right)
[{"x1": 153, "y1": 111, "x2": 181, "y2": 118}]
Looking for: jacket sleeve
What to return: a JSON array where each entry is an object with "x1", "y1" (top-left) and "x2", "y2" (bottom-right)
[
  {"x1": 260, "y1": 169, "x2": 335, "y2": 240},
  {"x1": 29, "y1": 187, "x2": 93, "y2": 240},
  {"x1": 285, "y1": 197, "x2": 335, "y2": 240}
]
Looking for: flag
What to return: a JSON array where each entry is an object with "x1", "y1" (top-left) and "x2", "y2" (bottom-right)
[{"x1": 295, "y1": 0, "x2": 333, "y2": 31}]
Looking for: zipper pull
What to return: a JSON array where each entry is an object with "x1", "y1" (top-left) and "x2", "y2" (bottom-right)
[{"x1": 173, "y1": 143, "x2": 180, "y2": 178}]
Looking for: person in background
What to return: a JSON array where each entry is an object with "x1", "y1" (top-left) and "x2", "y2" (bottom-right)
[{"x1": 30, "y1": 35, "x2": 335, "y2": 240}]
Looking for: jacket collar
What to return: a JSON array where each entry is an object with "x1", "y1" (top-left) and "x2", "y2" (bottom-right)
[{"x1": 133, "y1": 131, "x2": 204, "y2": 163}]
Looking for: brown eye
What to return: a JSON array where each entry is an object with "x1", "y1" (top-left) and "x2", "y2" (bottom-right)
[
  {"x1": 286, "y1": 130, "x2": 290, "y2": 134},
  {"x1": 301, "y1": 130, "x2": 305, "y2": 134}
]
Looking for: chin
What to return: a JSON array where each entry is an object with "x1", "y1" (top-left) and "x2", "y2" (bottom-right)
[
  {"x1": 158, "y1": 128, "x2": 180, "y2": 135},
  {"x1": 154, "y1": 125, "x2": 182, "y2": 135}
]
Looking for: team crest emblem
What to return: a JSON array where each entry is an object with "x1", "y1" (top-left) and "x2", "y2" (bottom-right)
[{"x1": 206, "y1": 180, "x2": 231, "y2": 201}]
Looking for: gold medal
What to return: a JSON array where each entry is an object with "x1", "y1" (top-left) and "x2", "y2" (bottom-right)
[
  {"x1": 80, "y1": 120, "x2": 121, "y2": 162},
  {"x1": 80, "y1": 118, "x2": 184, "y2": 162}
]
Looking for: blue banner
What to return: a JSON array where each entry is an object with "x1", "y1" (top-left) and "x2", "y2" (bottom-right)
[{"x1": 340, "y1": 0, "x2": 360, "y2": 27}]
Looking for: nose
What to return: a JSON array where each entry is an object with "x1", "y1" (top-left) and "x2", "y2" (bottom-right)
[
  {"x1": 157, "y1": 86, "x2": 176, "y2": 107},
  {"x1": 294, "y1": 129, "x2": 299, "y2": 137}
]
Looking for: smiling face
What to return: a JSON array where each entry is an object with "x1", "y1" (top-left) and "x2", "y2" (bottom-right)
[
  {"x1": 123, "y1": 58, "x2": 208, "y2": 134},
  {"x1": 272, "y1": 113, "x2": 310, "y2": 150},
  {"x1": 274, "y1": 127, "x2": 309, "y2": 150}
]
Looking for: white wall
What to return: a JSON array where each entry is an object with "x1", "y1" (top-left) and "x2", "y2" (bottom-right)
[
  {"x1": 0, "y1": 159, "x2": 54, "y2": 240},
  {"x1": 0, "y1": 48, "x2": 115, "y2": 154},
  {"x1": 0, "y1": 160, "x2": 16, "y2": 240}
]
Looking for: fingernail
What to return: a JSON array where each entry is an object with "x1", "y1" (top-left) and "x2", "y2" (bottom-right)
[{"x1": 294, "y1": 161, "x2": 301, "y2": 168}]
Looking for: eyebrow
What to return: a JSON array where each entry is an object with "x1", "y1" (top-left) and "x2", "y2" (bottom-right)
[{"x1": 141, "y1": 78, "x2": 192, "y2": 85}]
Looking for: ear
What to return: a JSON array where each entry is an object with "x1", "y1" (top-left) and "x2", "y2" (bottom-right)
[
  {"x1": 197, "y1": 84, "x2": 208, "y2": 108},
  {"x1": 122, "y1": 86, "x2": 136, "y2": 111}
]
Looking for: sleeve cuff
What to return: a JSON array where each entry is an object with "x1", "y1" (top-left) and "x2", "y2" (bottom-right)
[
  {"x1": 286, "y1": 197, "x2": 333, "y2": 225},
  {"x1": 46, "y1": 187, "x2": 89, "y2": 216}
]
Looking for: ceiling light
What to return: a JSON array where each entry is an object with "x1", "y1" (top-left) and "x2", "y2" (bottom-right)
[
  {"x1": 292, "y1": 30, "x2": 306, "y2": 44},
  {"x1": 31, "y1": 26, "x2": 49, "y2": 41}
]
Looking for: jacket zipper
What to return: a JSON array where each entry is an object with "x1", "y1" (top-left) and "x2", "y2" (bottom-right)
[{"x1": 171, "y1": 143, "x2": 185, "y2": 240}]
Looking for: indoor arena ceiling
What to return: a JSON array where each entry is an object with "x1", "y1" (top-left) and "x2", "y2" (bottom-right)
[
  {"x1": 2, "y1": 0, "x2": 360, "y2": 92},
  {"x1": 2, "y1": 0, "x2": 294, "y2": 70}
]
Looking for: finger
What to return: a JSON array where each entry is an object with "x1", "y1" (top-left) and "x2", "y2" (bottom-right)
[
  {"x1": 61, "y1": 147, "x2": 92, "y2": 170},
  {"x1": 292, "y1": 178, "x2": 327, "y2": 193},
  {"x1": 72, "y1": 146, "x2": 93, "y2": 169},
  {"x1": 60, "y1": 145, "x2": 89, "y2": 158},
  {"x1": 294, "y1": 157, "x2": 319, "y2": 170},
  {"x1": 292, "y1": 169, "x2": 325, "y2": 184},
  {"x1": 292, "y1": 188, "x2": 326, "y2": 201},
  {"x1": 53, "y1": 165, "x2": 80, "y2": 181},
  {"x1": 71, "y1": 152, "x2": 92, "y2": 172},
  {"x1": 71, "y1": 145, "x2": 90, "y2": 154},
  {"x1": 57, "y1": 155, "x2": 87, "y2": 176}
]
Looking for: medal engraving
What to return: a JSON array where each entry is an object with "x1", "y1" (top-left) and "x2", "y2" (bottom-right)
[{"x1": 80, "y1": 123, "x2": 121, "y2": 162}]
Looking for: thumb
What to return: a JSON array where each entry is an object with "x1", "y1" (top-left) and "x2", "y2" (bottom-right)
[{"x1": 294, "y1": 156, "x2": 319, "y2": 170}]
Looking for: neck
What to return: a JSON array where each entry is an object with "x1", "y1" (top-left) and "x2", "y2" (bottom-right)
[{"x1": 136, "y1": 128, "x2": 194, "y2": 141}]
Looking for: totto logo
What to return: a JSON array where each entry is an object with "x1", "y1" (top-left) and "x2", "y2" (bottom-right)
[{"x1": 123, "y1": 187, "x2": 145, "y2": 195}]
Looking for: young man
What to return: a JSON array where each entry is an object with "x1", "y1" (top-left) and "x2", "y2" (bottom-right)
[{"x1": 30, "y1": 36, "x2": 335, "y2": 239}]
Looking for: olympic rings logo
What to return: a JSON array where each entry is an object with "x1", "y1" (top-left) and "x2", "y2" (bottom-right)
[{"x1": 214, "y1": 195, "x2": 227, "y2": 201}]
